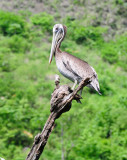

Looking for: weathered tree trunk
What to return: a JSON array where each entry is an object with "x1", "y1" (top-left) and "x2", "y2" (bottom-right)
[{"x1": 26, "y1": 75, "x2": 91, "y2": 160}]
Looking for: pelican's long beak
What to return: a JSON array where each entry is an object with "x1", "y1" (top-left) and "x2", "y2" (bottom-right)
[
  {"x1": 49, "y1": 33, "x2": 56, "y2": 64},
  {"x1": 49, "y1": 27, "x2": 64, "y2": 64},
  {"x1": 49, "y1": 29, "x2": 61, "y2": 64}
]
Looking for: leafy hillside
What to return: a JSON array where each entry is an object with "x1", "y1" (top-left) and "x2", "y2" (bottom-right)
[{"x1": 0, "y1": 1, "x2": 127, "y2": 160}]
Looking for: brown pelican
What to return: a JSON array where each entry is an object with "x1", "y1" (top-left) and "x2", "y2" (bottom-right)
[{"x1": 49, "y1": 24, "x2": 101, "y2": 95}]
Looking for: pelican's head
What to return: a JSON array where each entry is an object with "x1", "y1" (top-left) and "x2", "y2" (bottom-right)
[{"x1": 49, "y1": 24, "x2": 66, "y2": 64}]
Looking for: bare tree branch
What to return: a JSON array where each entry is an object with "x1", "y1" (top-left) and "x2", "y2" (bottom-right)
[{"x1": 26, "y1": 75, "x2": 91, "y2": 160}]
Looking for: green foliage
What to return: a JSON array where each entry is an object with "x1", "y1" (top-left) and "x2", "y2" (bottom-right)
[
  {"x1": 0, "y1": 10, "x2": 27, "y2": 36},
  {"x1": 101, "y1": 34, "x2": 127, "y2": 69},
  {"x1": 0, "y1": 52, "x2": 19, "y2": 72},
  {"x1": 73, "y1": 26, "x2": 105, "y2": 45},
  {"x1": 7, "y1": 35, "x2": 30, "y2": 53},
  {"x1": 64, "y1": 17, "x2": 106, "y2": 46},
  {"x1": 101, "y1": 43, "x2": 119, "y2": 64},
  {"x1": 73, "y1": 0, "x2": 86, "y2": 5},
  {"x1": 115, "y1": 0, "x2": 124, "y2": 5},
  {"x1": 30, "y1": 12, "x2": 54, "y2": 33},
  {"x1": 73, "y1": 105, "x2": 127, "y2": 160}
]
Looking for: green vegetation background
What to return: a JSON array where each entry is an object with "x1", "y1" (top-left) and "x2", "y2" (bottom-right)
[{"x1": 0, "y1": 0, "x2": 127, "y2": 159}]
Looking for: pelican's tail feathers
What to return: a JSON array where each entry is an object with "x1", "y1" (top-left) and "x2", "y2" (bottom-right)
[
  {"x1": 88, "y1": 79, "x2": 102, "y2": 95},
  {"x1": 88, "y1": 67, "x2": 102, "y2": 95},
  {"x1": 92, "y1": 80, "x2": 102, "y2": 95}
]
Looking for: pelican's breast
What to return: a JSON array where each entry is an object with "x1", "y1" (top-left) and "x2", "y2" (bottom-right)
[{"x1": 55, "y1": 53, "x2": 75, "y2": 82}]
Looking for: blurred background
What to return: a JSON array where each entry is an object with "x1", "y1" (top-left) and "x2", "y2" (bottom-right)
[{"x1": 0, "y1": 0, "x2": 127, "y2": 160}]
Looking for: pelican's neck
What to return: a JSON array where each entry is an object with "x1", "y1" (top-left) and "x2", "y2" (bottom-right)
[
  {"x1": 55, "y1": 40, "x2": 62, "y2": 55},
  {"x1": 55, "y1": 27, "x2": 66, "y2": 56},
  {"x1": 55, "y1": 25, "x2": 66, "y2": 56}
]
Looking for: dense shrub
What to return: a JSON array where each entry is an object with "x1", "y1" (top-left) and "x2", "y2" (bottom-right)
[
  {"x1": 0, "y1": 10, "x2": 27, "y2": 36},
  {"x1": 0, "y1": 52, "x2": 22, "y2": 72},
  {"x1": 101, "y1": 43, "x2": 119, "y2": 64},
  {"x1": 30, "y1": 12, "x2": 54, "y2": 33},
  {"x1": 101, "y1": 34, "x2": 127, "y2": 67},
  {"x1": 7, "y1": 35, "x2": 30, "y2": 53},
  {"x1": 73, "y1": 26, "x2": 105, "y2": 46},
  {"x1": 64, "y1": 17, "x2": 105, "y2": 46}
]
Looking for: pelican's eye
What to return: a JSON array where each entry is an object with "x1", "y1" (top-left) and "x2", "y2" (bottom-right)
[{"x1": 55, "y1": 27, "x2": 59, "y2": 33}]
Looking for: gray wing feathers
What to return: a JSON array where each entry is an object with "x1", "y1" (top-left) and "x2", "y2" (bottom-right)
[
  {"x1": 62, "y1": 60, "x2": 82, "y2": 81},
  {"x1": 61, "y1": 52, "x2": 101, "y2": 94}
]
